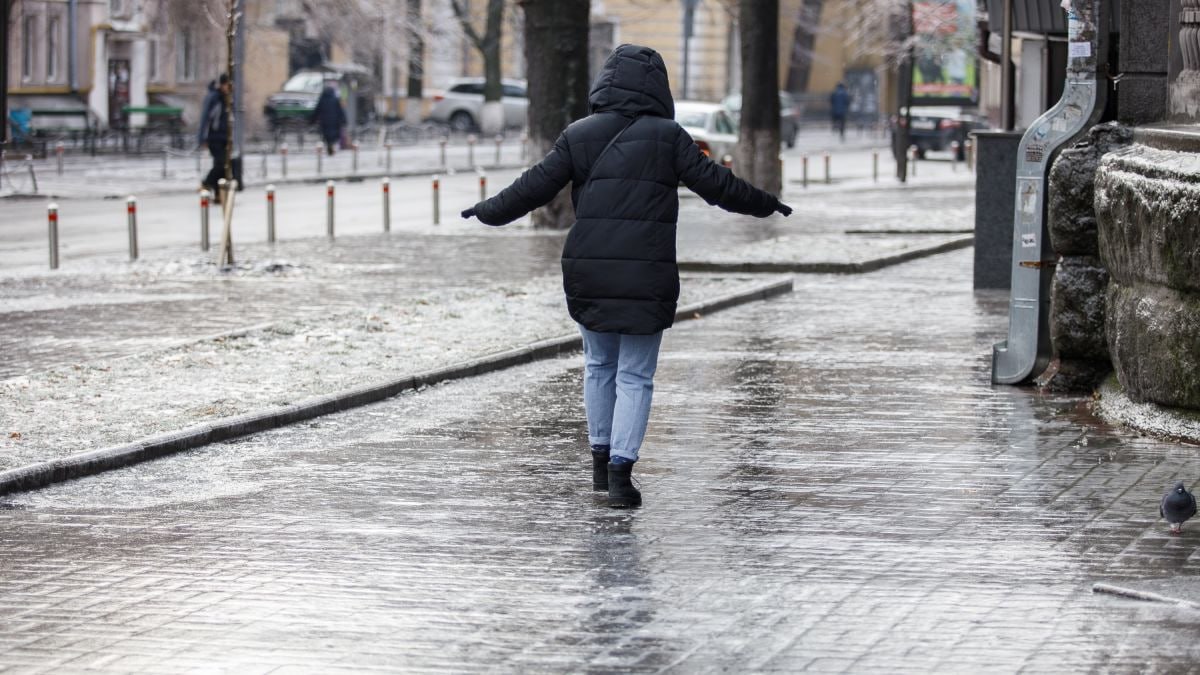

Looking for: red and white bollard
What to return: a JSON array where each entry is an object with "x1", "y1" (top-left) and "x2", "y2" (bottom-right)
[
  {"x1": 479, "y1": 170, "x2": 488, "y2": 201},
  {"x1": 126, "y1": 196, "x2": 139, "y2": 261},
  {"x1": 200, "y1": 189, "x2": 211, "y2": 251},
  {"x1": 801, "y1": 154, "x2": 809, "y2": 188},
  {"x1": 266, "y1": 184, "x2": 276, "y2": 243},
  {"x1": 382, "y1": 177, "x2": 391, "y2": 233},
  {"x1": 951, "y1": 141, "x2": 961, "y2": 172},
  {"x1": 823, "y1": 152, "x2": 831, "y2": 184},
  {"x1": 280, "y1": 143, "x2": 289, "y2": 179},
  {"x1": 48, "y1": 203, "x2": 59, "y2": 269},
  {"x1": 326, "y1": 180, "x2": 335, "y2": 239},
  {"x1": 467, "y1": 134, "x2": 477, "y2": 168},
  {"x1": 909, "y1": 145, "x2": 919, "y2": 177},
  {"x1": 55, "y1": 142, "x2": 64, "y2": 176},
  {"x1": 439, "y1": 138, "x2": 448, "y2": 168},
  {"x1": 316, "y1": 145, "x2": 324, "y2": 175},
  {"x1": 494, "y1": 134, "x2": 503, "y2": 166},
  {"x1": 432, "y1": 175, "x2": 441, "y2": 226}
]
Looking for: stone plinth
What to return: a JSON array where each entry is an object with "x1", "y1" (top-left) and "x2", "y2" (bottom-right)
[{"x1": 1095, "y1": 131, "x2": 1200, "y2": 408}]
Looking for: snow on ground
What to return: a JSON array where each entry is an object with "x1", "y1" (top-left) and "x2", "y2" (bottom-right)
[{"x1": 0, "y1": 271, "x2": 772, "y2": 470}]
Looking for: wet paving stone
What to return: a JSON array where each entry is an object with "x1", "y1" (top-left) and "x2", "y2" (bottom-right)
[{"x1": 2, "y1": 248, "x2": 1200, "y2": 672}]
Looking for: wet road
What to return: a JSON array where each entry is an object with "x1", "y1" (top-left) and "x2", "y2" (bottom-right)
[
  {"x1": 0, "y1": 180, "x2": 973, "y2": 378},
  {"x1": 3, "y1": 248, "x2": 1199, "y2": 671}
]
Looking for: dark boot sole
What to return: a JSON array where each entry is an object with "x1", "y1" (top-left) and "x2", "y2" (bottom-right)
[{"x1": 606, "y1": 496, "x2": 641, "y2": 508}]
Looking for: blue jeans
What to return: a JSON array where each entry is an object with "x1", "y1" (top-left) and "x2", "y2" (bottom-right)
[{"x1": 578, "y1": 325, "x2": 664, "y2": 463}]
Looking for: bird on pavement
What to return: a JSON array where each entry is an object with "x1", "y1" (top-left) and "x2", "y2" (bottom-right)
[{"x1": 1160, "y1": 482, "x2": 1197, "y2": 535}]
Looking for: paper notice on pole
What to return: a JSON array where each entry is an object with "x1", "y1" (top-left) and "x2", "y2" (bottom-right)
[
  {"x1": 1069, "y1": 42, "x2": 1092, "y2": 58},
  {"x1": 1021, "y1": 233, "x2": 1037, "y2": 249}
]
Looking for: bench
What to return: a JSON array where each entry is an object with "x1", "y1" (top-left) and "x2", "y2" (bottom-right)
[{"x1": 25, "y1": 109, "x2": 98, "y2": 157}]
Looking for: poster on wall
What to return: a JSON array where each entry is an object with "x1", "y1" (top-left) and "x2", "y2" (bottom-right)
[{"x1": 912, "y1": 0, "x2": 979, "y2": 106}]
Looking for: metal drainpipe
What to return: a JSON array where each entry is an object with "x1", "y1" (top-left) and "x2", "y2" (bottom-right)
[
  {"x1": 1000, "y1": 0, "x2": 1013, "y2": 130},
  {"x1": 69, "y1": 0, "x2": 79, "y2": 91},
  {"x1": 991, "y1": 0, "x2": 1109, "y2": 385}
]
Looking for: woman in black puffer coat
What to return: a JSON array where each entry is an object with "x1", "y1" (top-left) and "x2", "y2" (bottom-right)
[{"x1": 462, "y1": 44, "x2": 791, "y2": 508}]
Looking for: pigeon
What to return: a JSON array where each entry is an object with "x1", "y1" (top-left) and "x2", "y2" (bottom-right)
[{"x1": 1160, "y1": 482, "x2": 1197, "y2": 535}]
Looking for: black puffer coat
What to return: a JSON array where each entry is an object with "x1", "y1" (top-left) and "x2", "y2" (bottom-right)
[{"x1": 472, "y1": 44, "x2": 781, "y2": 334}]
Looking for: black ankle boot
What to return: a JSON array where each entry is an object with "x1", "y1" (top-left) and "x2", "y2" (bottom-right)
[
  {"x1": 591, "y1": 448, "x2": 610, "y2": 491},
  {"x1": 607, "y1": 462, "x2": 642, "y2": 508}
]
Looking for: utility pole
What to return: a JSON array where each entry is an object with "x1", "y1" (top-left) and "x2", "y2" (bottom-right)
[
  {"x1": 2, "y1": 0, "x2": 10, "y2": 149},
  {"x1": 681, "y1": 0, "x2": 700, "y2": 100},
  {"x1": 896, "y1": 0, "x2": 914, "y2": 182}
]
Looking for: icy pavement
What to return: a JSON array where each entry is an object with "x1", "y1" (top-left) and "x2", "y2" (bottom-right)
[{"x1": 2, "y1": 249, "x2": 1199, "y2": 671}]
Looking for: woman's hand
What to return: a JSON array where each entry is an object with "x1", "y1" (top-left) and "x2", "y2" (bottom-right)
[{"x1": 461, "y1": 208, "x2": 477, "y2": 219}]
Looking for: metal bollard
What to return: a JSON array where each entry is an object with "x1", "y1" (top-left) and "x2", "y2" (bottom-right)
[
  {"x1": 873, "y1": 150, "x2": 879, "y2": 182},
  {"x1": 823, "y1": 152, "x2": 831, "y2": 184},
  {"x1": 432, "y1": 175, "x2": 441, "y2": 225},
  {"x1": 316, "y1": 145, "x2": 323, "y2": 176},
  {"x1": 261, "y1": 153, "x2": 269, "y2": 179},
  {"x1": 352, "y1": 142, "x2": 359, "y2": 174},
  {"x1": 162, "y1": 149, "x2": 168, "y2": 179},
  {"x1": 326, "y1": 180, "x2": 335, "y2": 239},
  {"x1": 479, "y1": 170, "x2": 487, "y2": 201},
  {"x1": 801, "y1": 155, "x2": 809, "y2": 188},
  {"x1": 55, "y1": 142, "x2": 64, "y2": 175},
  {"x1": 385, "y1": 143, "x2": 393, "y2": 173},
  {"x1": 281, "y1": 143, "x2": 289, "y2": 179},
  {"x1": 382, "y1": 177, "x2": 391, "y2": 233},
  {"x1": 721, "y1": 155, "x2": 732, "y2": 168},
  {"x1": 467, "y1": 134, "x2": 477, "y2": 168},
  {"x1": 48, "y1": 203, "x2": 59, "y2": 269},
  {"x1": 494, "y1": 134, "x2": 503, "y2": 166},
  {"x1": 196, "y1": 152, "x2": 202, "y2": 177},
  {"x1": 520, "y1": 132, "x2": 528, "y2": 163},
  {"x1": 909, "y1": 145, "x2": 919, "y2": 177},
  {"x1": 26, "y1": 156, "x2": 38, "y2": 194},
  {"x1": 266, "y1": 184, "x2": 276, "y2": 243},
  {"x1": 965, "y1": 139, "x2": 975, "y2": 172},
  {"x1": 439, "y1": 138, "x2": 448, "y2": 168},
  {"x1": 951, "y1": 142, "x2": 961, "y2": 172},
  {"x1": 126, "y1": 196, "x2": 139, "y2": 261},
  {"x1": 200, "y1": 189, "x2": 211, "y2": 251}
]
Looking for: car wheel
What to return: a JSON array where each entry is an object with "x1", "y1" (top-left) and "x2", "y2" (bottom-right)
[{"x1": 449, "y1": 111, "x2": 476, "y2": 133}]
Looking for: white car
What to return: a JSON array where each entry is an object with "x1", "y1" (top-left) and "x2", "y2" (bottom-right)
[
  {"x1": 674, "y1": 101, "x2": 739, "y2": 162},
  {"x1": 428, "y1": 78, "x2": 528, "y2": 132}
]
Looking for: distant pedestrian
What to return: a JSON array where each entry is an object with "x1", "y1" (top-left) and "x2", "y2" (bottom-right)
[
  {"x1": 198, "y1": 74, "x2": 231, "y2": 201},
  {"x1": 461, "y1": 44, "x2": 792, "y2": 508},
  {"x1": 311, "y1": 83, "x2": 346, "y2": 156},
  {"x1": 830, "y1": 81, "x2": 850, "y2": 141}
]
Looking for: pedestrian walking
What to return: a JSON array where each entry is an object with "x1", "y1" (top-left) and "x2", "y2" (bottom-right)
[
  {"x1": 461, "y1": 44, "x2": 792, "y2": 508},
  {"x1": 312, "y1": 82, "x2": 347, "y2": 156},
  {"x1": 830, "y1": 81, "x2": 850, "y2": 141},
  {"x1": 197, "y1": 74, "x2": 237, "y2": 202}
]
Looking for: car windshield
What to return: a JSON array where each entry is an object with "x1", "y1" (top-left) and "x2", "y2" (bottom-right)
[
  {"x1": 283, "y1": 72, "x2": 325, "y2": 93},
  {"x1": 676, "y1": 111, "x2": 709, "y2": 128}
]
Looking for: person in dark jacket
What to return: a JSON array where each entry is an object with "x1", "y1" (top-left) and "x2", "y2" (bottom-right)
[
  {"x1": 311, "y1": 83, "x2": 347, "y2": 155},
  {"x1": 830, "y1": 81, "x2": 851, "y2": 141},
  {"x1": 197, "y1": 74, "x2": 231, "y2": 200},
  {"x1": 461, "y1": 44, "x2": 792, "y2": 508}
]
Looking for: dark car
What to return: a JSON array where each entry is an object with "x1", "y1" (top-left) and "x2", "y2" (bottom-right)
[
  {"x1": 892, "y1": 106, "x2": 986, "y2": 159},
  {"x1": 263, "y1": 65, "x2": 375, "y2": 132}
]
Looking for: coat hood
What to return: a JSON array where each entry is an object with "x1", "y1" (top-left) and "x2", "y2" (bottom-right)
[{"x1": 588, "y1": 44, "x2": 674, "y2": 118}]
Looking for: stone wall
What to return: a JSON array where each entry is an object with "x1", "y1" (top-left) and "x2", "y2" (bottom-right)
[
  {"x1": 1094, "y1": 141, "x2": 1200, "y2": 409},
  {"x1": 1046, "y1": 123, "x2": 1133, "y2": 391}
]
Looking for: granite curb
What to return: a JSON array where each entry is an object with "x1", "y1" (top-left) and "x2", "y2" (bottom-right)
[
  {"x1": 678, "y1": 235, "x2": 974, "y2": 274},
  {"x1": 0, "y1": 276, "x2": 793, "y2": 497}
]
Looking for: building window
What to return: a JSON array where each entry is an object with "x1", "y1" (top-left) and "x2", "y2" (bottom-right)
[
  {"x1": 47, "y1": 16, "x2": 61, "y2": 82},
  {"x1": 22, "y1": 15, "x2": 37, "y2": 81},
  {"x1": 177, "y1": 29, "x2": 196, "y2": 82},
  {"x1": 110, "y1": 0, "x2": 126, "y2": 19},
  {"x1": 149, "y1": 39, "x2": 160, "y2": 82}
]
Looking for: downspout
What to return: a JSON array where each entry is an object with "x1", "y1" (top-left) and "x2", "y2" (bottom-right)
[
  {"x1": 69, "y1": 0, "x2": 78, "y2": 92},
  {"x1": 991, "y1": 0, "x2": 1109, "y2": 384}
]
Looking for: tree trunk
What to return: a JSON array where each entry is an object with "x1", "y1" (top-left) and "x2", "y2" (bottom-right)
[
  {"x1": 405, "y1": 0, "x2": 424, "y2": 125},
  {"x1": 520, "y1": 0, "x2": 590, "y2": 229},
  {"x1": 735, "y1": 0, "x2": 782, "y2": 195},
  {"x1": 452, "y1": 0, "x2": 506, "y2": 134}
]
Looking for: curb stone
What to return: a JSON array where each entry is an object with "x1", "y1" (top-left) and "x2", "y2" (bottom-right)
[
  {"x1": 678, "y1": 235, "x2": 973, "y2": 274},
  {"x1": 0, "y1": 276, "x2": 793, "y2": 497}
]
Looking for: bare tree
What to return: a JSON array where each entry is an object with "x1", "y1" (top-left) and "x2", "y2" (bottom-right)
[
  {"x1": 518, "y1": 0, "x2": 589, "y2": 229},
  {"x1": 450, "y1": 0, "x2": 506, "y2": 135},
  {"x1": 405, "y1": 0, "x2": 425, "y2": 124},
  {"x1": 735, "y1": 0, "x2": 782, "y2": 195}
]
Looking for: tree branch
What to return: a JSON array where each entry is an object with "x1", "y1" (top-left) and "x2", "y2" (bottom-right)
[{"x1": 450, "y1": 0, "x2": 485, "y2": 51}]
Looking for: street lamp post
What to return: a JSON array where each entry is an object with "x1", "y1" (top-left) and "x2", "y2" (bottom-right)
[{"x1": 681, "y1": 0, "x2": 701, "y2": 100}]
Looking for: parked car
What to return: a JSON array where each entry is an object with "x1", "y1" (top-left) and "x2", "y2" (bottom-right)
[
  {"x1": 892, "y1": 106, "x2": 986, "y2": 159},
  {"x1": 675, "y1": 101, "x2": 739, "y2": 162},
  {"x1": 263, "y1": 64, "x2": 375, "y2": 132},
  {"x1": 428, "y1": 78, "x2": 528, "y2": 132},
  {"x1": 721, "y1": 92, "x2": 803, "y2": 148}
]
